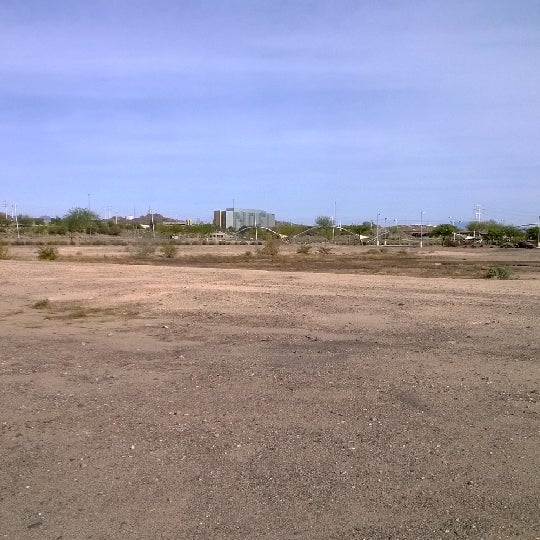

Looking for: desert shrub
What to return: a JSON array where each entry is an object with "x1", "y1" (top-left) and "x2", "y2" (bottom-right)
[
  {"x1": 161, "y1": 243, "x2": 177, "y2": 258},
  {"x1": 0, "y1": 243, "x2": 9, "y2": 259},
  {"x1": 133, "y1": 240, "x2": 156, "y2": 259},
  {"x1": 296, "y1": 245, "x2": 312, "y2": 254},
  {"x1": 259, "y1": 238, "x2": 281, "y2": 257},
  {"x1": 48, "y1": 224, "x2": 67, "y2": 235},
  {"x1": 32, "y1": 298, "x2": 52, "y2": 309},
  {"x1": 318, "y1": 246, "x2": 332, "y2": 255},
  {"x1": 37, "y1": 245, "x2": 58, "y2": 260},
  {"x1": 484, "y1": 266, "x2": 510, "y2": 280}
]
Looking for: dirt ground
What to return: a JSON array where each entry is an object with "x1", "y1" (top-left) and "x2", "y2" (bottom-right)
[{"x1": 1, "y1": 248, "x2": 539, "y2": 539}]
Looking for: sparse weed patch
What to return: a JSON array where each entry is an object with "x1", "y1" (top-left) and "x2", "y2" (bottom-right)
[
  {"x1": 32, "y1": 298, "x2": 139, "y2": 319},
  {"x1": 0, "y1": 243, "x2": 8, "y2": 259},
  {"x1": 318, "y1": 246, "x2": 332, "y2": 255}
]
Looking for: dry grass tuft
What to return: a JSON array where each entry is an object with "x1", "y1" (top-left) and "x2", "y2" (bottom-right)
[{"x1": 0, "y1": 243, "x2": 8, "y2": 259}]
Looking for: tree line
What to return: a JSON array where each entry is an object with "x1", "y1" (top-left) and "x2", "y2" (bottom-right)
[{"x1": 1, "y1": 208, "x2": 538, "y2": 246}]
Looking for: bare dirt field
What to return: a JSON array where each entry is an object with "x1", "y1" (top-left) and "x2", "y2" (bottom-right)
[{"x1": 1, "y1": 248, "x2": 539, "y2": 539}]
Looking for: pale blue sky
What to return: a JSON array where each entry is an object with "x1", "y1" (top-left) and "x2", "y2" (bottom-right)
[{"x1": 1, "y1": 1, "x2": 539, "y2": 225}]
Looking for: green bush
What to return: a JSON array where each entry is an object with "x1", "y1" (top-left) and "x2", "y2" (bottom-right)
[
  {"x1": 37, "y1": 246, "x2": 59, "y2": 260},
  {"x1": 484, "y1": 266, "x2": 510, "y2": 280}
]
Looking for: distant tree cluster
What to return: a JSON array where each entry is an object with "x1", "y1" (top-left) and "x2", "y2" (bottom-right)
[
  {"x1": 467, "y1": 221, "x2": 523, "y2": 245},
  {"x1": 430, "y1": 224, "x2": 459, "y2": 246},
  {"x1": 0, "y1": 207, "x2": 219, "y2": 241}
]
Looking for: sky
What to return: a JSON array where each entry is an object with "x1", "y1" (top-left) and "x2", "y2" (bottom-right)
[{"x1": 1, "y1": 0, "x2": 539, "y2": 226}]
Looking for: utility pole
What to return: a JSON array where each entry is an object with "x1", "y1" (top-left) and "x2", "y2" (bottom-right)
[
  {"x1": 3, "y1": 200, "x2": 7, "y2": 219},
  {"x1": 376, "y1": 212, "x2": 380, "y2": 246},
  {"x1": 384, "y1": 217, "x2": 387, "y2": 245},
  {"x1": 150, "y1": 207, "x2": 155, "y2": 240}
]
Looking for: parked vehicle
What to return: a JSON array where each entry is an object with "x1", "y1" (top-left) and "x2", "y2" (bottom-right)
[{"x1": 515, "y1": 241, "x2": 535, "y2": 249}]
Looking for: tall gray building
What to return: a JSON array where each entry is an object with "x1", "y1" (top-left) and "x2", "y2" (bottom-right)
[{"x1": 213, "y1": 208, "x2": 276, "y2": 230}]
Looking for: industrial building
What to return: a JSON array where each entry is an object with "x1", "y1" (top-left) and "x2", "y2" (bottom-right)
[{"x1": 213, "y1": 208, "x2": 276, "y2": 230}]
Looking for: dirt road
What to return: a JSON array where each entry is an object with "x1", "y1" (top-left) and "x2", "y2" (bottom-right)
[{"x1": 1, "y1": 258, "x2": 538, "y2": 539}]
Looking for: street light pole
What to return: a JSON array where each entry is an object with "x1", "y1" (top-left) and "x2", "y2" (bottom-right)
[
  {"x1": 332, "y1": 201, "x2": 336, "y2": 242},
  {"x1": 420, "y1": 210, "x2": 424, "y2": 248},
  {"x1": 13, "y1": 203, "x2": 20, "y2": 239}
]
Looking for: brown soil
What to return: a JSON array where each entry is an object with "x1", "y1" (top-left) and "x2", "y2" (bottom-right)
[{"x1": 1, "y1": 248, "x2": 539, "y2": 539}]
